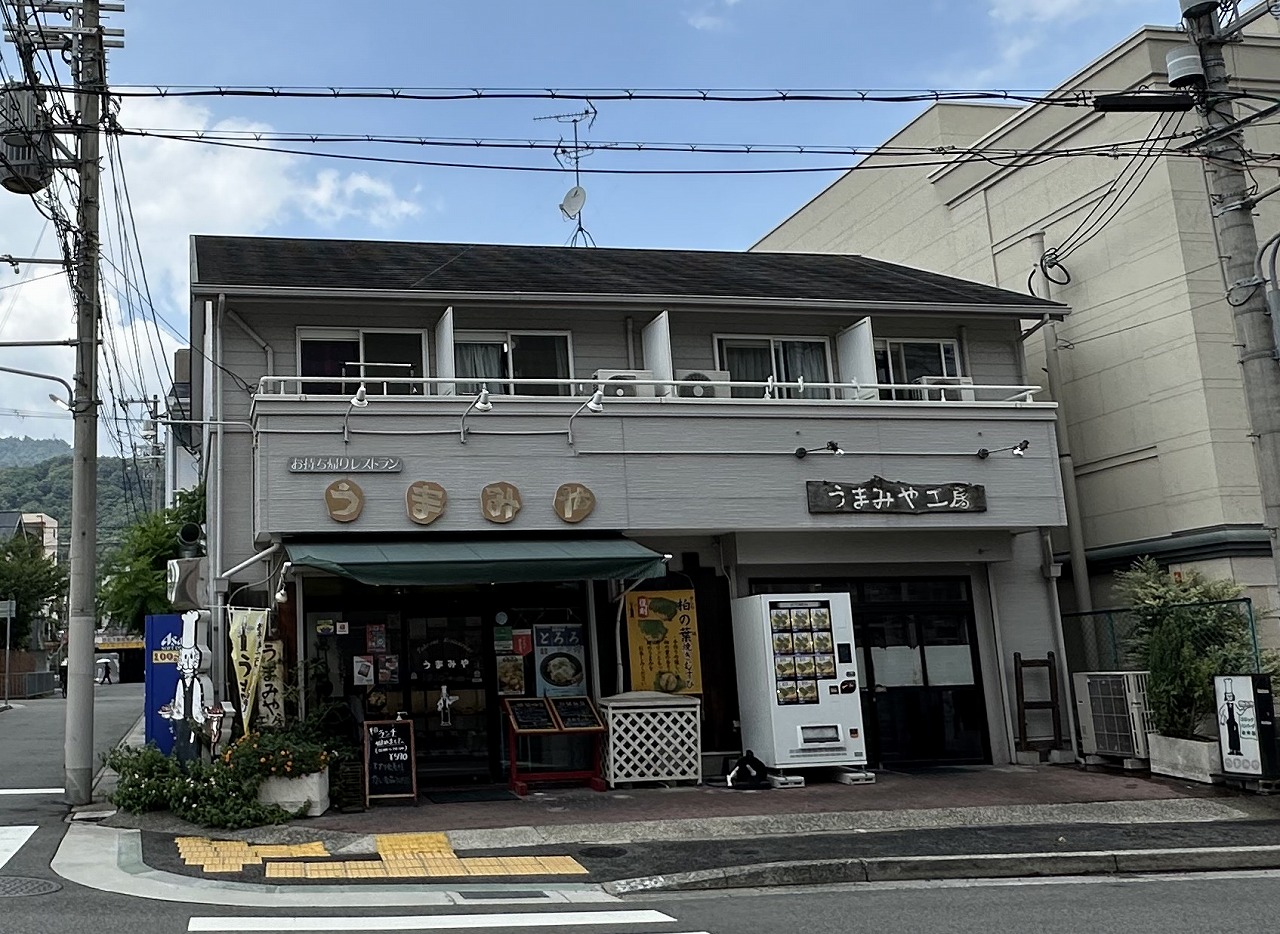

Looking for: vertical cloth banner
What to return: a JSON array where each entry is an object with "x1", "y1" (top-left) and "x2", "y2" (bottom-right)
[
  {"x1": 257, "y1": 639, "x2": 286, "y2": 727},
  {"x1": 626, "y1": 590, "x2": 702, "y2": 694},
  {"x1": 228, "y1": 608, "x2": 268, "y2": 730}
]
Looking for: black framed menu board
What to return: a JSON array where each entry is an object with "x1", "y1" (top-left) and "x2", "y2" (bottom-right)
[
  {"x1": 363, "y1": 719, "x2": 417, "y2": 806},
  {"x1": 550, "y1": 697, "x2": 605, "y2": 732},
  {"x1": 504, "y1": 697, "x2": 559, "y2": 734}
]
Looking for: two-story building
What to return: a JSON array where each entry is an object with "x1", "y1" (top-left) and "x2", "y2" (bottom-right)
[{"x1": 189, "y1": 235, "x2": 1070, "y2": 784}]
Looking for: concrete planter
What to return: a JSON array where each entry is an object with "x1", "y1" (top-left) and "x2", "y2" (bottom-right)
[
  {"x1": 257, "y1": 767, "x2": 329, "y2": 816},
  {"x1": 1147, "y1": 733, "x2": 1222, "y2": 784}
]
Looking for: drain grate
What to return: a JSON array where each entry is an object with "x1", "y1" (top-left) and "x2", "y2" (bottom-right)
[
  {"x1": 0, "y1": 877, "x2": 62, "y2": 897},
  {"x1": 579, "y1": 846, "x2": 628, "y2": 858}
]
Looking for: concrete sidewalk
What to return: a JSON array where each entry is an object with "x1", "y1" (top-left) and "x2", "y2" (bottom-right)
[{"x1": 72, "y1": 761, "x2": 1280, "y2": 901}]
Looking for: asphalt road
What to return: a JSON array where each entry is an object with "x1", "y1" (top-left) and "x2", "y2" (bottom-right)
[
  {"x1": 0, "y1": 681, "x2": 143, "y2": 821},
  {"x1": 3, "y1": 870, "x2": 1280, "y2": 933}
]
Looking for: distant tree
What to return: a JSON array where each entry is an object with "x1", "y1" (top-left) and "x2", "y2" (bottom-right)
[
  {"x1": 0, "y1": 435, "x2": 72, "y2": 468},
  {"x1": 98, "y1": 486, "x2": 206, "y2": 633},
  {"x1": 0, "y1": 532, "x2": 67, "y2": 648}
]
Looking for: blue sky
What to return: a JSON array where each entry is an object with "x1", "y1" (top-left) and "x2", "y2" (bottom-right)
[{"x1": 0, "y1": 0, "x2": 1176, "y2": 444}]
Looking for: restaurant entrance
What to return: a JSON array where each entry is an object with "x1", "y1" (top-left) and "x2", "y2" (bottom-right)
[{"x1": 307, "y1": 578, "x2": 593, "y2": 787}]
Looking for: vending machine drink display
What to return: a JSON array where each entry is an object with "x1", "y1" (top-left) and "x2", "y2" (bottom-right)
[{"x1": 731, "y1": 593, "x2": 868, "y2": 770}]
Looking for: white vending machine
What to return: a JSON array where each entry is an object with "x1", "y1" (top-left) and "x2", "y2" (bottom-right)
[{"x1": 731, "y1": 592, "x2": 869, "y2": 775}]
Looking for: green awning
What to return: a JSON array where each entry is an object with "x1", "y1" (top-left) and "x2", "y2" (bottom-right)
[{"x1": 284, "y1": 538, "x2": 668, "y2": 587}]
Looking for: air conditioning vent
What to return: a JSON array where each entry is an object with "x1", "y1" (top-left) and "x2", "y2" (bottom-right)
[
  {"x1": 593, "y1": 369, "x2": 655, "y2": 397},
  {"x1": 1074, "y1": 671, "x2": 1153, "y2": 760},
  {"x1": 166, "y1": 557, "x2": 208, "y2": 611},
  {"x1": 674, "y1": 369, "x2": 730, "y2": 398}
]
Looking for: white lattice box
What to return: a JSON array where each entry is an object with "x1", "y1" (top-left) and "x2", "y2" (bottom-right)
[{"x1": 599, "y1": 691, "x2": 702, "y2": 788}]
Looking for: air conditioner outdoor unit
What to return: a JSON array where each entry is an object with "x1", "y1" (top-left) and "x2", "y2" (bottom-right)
[
  {"x1": 674, "y1": 369, "x2": 731, "y2": 398},
  {"x1": 915, "y1": 375, "x2": 976, "y2": 401},
  {"x1": 166, "y1": 557, "x2": 208, "y2": 612},
  {"x1": 1074, "y1": 671, "x2": 1154, "y2": 760},
  {"x1": 593, "y1": 369, "x2": 655, "y2": 397}
]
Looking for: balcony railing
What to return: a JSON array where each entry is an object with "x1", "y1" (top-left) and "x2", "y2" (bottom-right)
[{"x1": 256, "y1": 375, "x2": 1046, "y2": 405}]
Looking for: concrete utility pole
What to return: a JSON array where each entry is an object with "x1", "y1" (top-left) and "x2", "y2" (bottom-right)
[
  {"x1": 1179, "y1": 0, "x2": 1280, "y2": 605},
  {"x1": 65, "y1": 0, "x2": 103, "y2": 805}
]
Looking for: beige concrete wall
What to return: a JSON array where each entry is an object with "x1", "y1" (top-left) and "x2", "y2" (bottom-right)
[{"x1": 755, "y1": 22, "x2": 1280, "y2": 618}]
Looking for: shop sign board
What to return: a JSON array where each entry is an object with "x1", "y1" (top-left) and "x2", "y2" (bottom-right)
[
  {"x1": 406, "y1": 480, "x2": 447, "y2": 525},
  {"x1": 553, "y1": 483, "x2": 596, "y2": 523},
  {"x1": 363, "y1": 719, "x2": 417, "y2": 805},
  {"x1": 533, "y1": 623, "x2": 587, "y2": 697},
  {"x1": 144, "y1": 614, "x2": 184, "y2": 754},
  {"x1": 505, "y1": 697, "x2": 559, "y2": 733},
  {"x1": 290, "y1": 456, "x2": 403, "y2": 473},
  {"x1": 626, "y1": 590, "x2": 702, "y2": 694},
  {"x1": 550, "y1": 697, "x2": 604, "y2": 732},
  {"x1": 807, "y1": 477, "x2": 986, "y2": 514},
  {"x1": 481, "y1": 481, "x2": 523, "y2": 523},
  {"x1": 324, "y1": 479, "x2": 364, "y2": 522},
  {"x1": 1216, "y1": 674, "x2": 1280, "y2": 779}
]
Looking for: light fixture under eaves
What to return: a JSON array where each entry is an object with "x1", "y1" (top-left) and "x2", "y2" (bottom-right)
[
  {"x1": 586, "y1": 389, "x2": 605, "y2": 413},
  {"x1": 474, "y1": 386, "x2": 492, "y2": 413},
  {"x1": 350, "y1": 385, "x2": 368, "y2": 408},
  {"x1": 794, "y1": 440, "x2": 845, "y2": 459}
]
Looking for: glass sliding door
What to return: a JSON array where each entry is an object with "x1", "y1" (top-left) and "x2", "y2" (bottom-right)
[{"x1": 717, "y1": 337, "x2": 832, "y2": 399}]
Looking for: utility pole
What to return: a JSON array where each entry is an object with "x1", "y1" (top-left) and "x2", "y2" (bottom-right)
[
  {"x1": 65, "y1": 0, "x2": 103, "y2": 805},
  {"x1": 1176, "y1": 0, "x2": 1280, "y2": 606}
]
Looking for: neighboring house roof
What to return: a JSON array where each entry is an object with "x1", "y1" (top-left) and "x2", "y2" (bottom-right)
[
  {"x1": 190, "y1": 236, "x2": 1065, "y2": 312},
  {"x1": 0, "y1": 511, "x2": 24, "y2": 542}
]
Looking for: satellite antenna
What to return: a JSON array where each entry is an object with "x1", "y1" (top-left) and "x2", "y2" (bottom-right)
[
  {"x1": 560, "y1": 185, "x2": 587, "y2": 219},
  {"x1": 536, "y1": 103, "x2": 598, "y2": 246}
]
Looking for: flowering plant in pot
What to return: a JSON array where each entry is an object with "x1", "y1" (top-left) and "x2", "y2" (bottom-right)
[{"x1": 224, "y1": 727, "x2": 332, "y2": 816}]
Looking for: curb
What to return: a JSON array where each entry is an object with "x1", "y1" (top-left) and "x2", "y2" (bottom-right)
[{"x1": 602, "y1": 845, "x2": 1280, "y2": 894}]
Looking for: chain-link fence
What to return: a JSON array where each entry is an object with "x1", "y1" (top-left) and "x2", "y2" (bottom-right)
[{"x1": 1061, "y1": 598, "x2": 1260, "y2": 675}]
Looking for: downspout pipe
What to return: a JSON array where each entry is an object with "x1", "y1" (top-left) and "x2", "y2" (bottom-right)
[
  {"x1": 1027, "y1": 232, "x2": 1093, "y2": 616},
  {"x1": 214, "y1": 293, "x2": 228, "y2": 699},
  {"x1": 219, "y1": 542, "x2": 280, "y2": 580}
]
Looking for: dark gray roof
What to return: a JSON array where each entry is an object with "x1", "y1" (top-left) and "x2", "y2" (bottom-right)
[
  {"x1": 0, "y1": 511, "x2": 23, "y2": 541},
  {"x1": 191, "y1": 236, "x2": 1063, "y2": 311}
]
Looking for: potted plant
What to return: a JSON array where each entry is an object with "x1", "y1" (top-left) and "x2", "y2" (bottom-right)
[
  {"x1": 224, "y1": 727, "x2": 332, "y2": 816},
  {"x1": 1116, "y1": 558, "x2": 1258, "y2": 783}
]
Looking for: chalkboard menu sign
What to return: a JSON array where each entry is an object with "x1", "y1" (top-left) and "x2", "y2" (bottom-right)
[
  {"x1": 363, "y1": 719, "x2": 417, "y2": 806},
  {"x1": 504, "y1": 698, "x2": 559, "y2": 734},
  {"x1": 550, "y1": 697, "x2": 604, "y2": 732}
]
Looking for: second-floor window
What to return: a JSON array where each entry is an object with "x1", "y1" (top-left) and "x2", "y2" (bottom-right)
[
  {"x1": 298, "y1": 328, "x2": 426, "y2": 396},
  {"x1": 455, "y1": 331, "x2": 572, "y2": 396},
  {"x1": 874, "y1": 339, "x2": 962, "y2": 399},
  {"x1": 716, "y1": 336, "x2": 831, "y2": 399}
]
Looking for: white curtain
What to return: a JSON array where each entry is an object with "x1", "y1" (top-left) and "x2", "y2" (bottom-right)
[{"x1": 455, "y1": 342, "x2": 504, "y2": 395}]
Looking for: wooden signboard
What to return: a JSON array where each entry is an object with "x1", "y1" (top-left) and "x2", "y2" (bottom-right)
[
  {"x1": 363, "y1": 719, "x2": 417, "y2": 806},
  {"x1": 549, "y1": 697, "x2": 605, "y2": 732},
  {"x1": 504, "y1": 697, "x2": 559, "y2": 734}
]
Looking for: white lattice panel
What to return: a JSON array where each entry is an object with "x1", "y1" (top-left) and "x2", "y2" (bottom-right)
[{"x1": 602, "y1": 702, "x2": 702, "y2": 787}]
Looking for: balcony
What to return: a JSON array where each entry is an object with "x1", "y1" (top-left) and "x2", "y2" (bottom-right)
[{"x1": 248, "y1": 376, "x2": 1064, "y2": 537}]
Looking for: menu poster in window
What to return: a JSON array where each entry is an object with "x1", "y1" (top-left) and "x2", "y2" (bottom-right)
[
  {"x1": 496, "y1": 654, "x2": 526, "y2": 696},
  {"x1": 353, "y1": 655, "x2": 375, "y2": 686},
  {"x1": 366, "y1": 624, "x2": 387, "y2": 653},
  {"x1": 377, "y1": 654, "x2": 399, "y2": 684},
  {"x1": 625, "y1": 589, "x2": 703, "y2": 695},
  {"x1": 534, "y1": 624, "x2": 587, "y2": 697}
]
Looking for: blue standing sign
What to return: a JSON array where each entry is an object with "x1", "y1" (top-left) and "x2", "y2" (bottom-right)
[{"x1": 144, "y1": 614, "x2": 183, "y2": 754}]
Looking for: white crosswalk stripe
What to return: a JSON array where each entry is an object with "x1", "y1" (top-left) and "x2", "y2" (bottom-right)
[
  {"x1": 0, "y1": 825, "x2": 37, "y2": 872},
  {"x1": 187, "y1": 909, "x2": 694, "y2": 932}
]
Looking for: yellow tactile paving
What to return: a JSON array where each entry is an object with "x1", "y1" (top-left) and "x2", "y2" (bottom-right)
[{"x1": 180, "y1": 830, "x2": 588, "y2": 880}]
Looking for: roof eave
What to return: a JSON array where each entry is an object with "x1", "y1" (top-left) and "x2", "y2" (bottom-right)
[{"x1": 190, "y1": 283, "x2": 1067, "y2": 317}]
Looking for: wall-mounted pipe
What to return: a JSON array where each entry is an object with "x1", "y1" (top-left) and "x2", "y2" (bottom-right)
[{"x1": 226, "y1": 308, "x2": 274, "y2": 376}]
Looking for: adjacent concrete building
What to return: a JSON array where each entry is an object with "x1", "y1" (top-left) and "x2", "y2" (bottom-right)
[{"x1": 755, "y1": 15, "x2": 1280, "y2": 627}]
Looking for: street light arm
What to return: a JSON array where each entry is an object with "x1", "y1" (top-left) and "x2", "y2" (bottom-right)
[{"x1": 0, "y1": 364, "x2": 74, "y2": 407}]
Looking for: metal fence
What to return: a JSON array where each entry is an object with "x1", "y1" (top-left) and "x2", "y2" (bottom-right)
[
  {"x1": 1061, "y1": 598, "x2": 1260, "y2": 675},
  {"x1": 3, "y1": 670, "x2": 56, "y2": 699}
]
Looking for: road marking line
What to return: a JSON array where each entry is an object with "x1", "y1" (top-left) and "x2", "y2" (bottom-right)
[
  {"x1": 188, "y1": 909, "x2": 676, "y2": 931},
  {"x1": 0, "y1": 788, "x2": 62, "y2": 795},
  {"x1": 0, "y1": 825, "x2": 37, "y2": 871}
]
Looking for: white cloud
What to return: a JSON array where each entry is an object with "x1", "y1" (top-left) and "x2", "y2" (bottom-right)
[
  {"x1": 0, "y1": 95, "x2": 423, "y2": 445},
  {"x1": 686, "y1": 10, "x2": 726, "y2": 29},
  {"x1": 987, "y1": 0, "x2": 1157, "y2": 24}
]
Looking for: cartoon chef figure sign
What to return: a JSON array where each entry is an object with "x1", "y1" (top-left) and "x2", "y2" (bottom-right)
[{"x1": 158, "y1": 610, "x2": 224, "y2": 763}]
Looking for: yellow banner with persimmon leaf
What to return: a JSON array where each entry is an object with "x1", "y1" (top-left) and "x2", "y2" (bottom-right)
[{"x1": 626, "y1": 590, "x2": 702, "y2": 694}]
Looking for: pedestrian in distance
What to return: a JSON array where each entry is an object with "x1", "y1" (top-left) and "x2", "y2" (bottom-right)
[{"x1": 58, "y1": 657, "x2": 68, "y2": 698}]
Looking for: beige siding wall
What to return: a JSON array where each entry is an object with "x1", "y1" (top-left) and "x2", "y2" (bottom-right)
[{"x1": 754, "y1": 23, "x2": 1280, "y2": 611}]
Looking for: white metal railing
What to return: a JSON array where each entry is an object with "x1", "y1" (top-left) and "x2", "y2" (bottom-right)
[{"x1": 256, "y1": 375, "x2": 1045, "y2": 405}]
